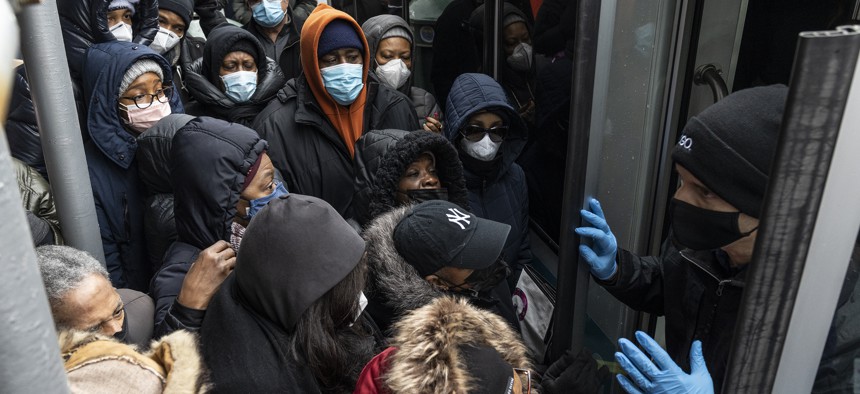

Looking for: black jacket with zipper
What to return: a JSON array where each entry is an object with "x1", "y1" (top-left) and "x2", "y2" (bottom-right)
[
  {"x1": 252, "y1": 73, "x2": 418, "y2": 217},
  {"x1": 599, "y1": 245, "x2": 745, "y2": 392}
]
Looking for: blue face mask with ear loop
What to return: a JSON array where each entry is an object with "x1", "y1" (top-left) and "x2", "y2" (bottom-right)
[
  {"x1": 252, "y1": 0, "x2": 286, "y2": 28},
  {"x1": 320, "y1": 63, "x2": 364, "y2": 106},
  {"x1": 221, "y1": 71, "x2": 258, "y2": 103},
  {"x1": 242, "y1": 181, "x2": 289, "y2": 220}
]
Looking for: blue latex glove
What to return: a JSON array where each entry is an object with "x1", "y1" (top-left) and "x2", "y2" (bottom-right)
[
  {"x1": 574, "y1": 198, "x2": 618, "y2": 280},
  {"x1": 614, "y1": 331, "x2": 714, "y2": 394}
]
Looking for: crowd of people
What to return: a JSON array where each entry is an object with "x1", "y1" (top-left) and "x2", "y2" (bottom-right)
[{"x1": 9, "y1": 0, "x2": 855, "y2": 393}]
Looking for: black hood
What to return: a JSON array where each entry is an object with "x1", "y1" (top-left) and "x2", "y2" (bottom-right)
[
  {"x1": 184, "y1": 57, "x2": 285, "y2": 125},
  {"x1": 59, "y1": 0, "x2": 159, "y2": 81},
  {"x1": 234, "y1": 194, "x2": 367, "y2": 333},
  {"x1": 170, "y1": 117, "x2": 267, "y2": 249},
  {"x1": 201, "y1": 25, "x2": 269, "y2": 85},
  {"x1": 352, "y1": 130, "x2": 469, "y2": 226},
  {"x1": 136, "y1": 114, "x2": 195, "y2": 195}
]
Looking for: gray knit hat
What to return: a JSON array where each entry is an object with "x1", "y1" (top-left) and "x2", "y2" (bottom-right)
[
  {"x1": 503, "y1": 12, "x2": 526, "y2": 28},
  {"x1": 108, "y1": 0, "x2": 139, "y2": 16},
  {"x1": 381, "y1": 26, "x2": 412, "y2": 44},
  {"x1": 118, "y1": 59, "x2": 164, "y2": 99}
]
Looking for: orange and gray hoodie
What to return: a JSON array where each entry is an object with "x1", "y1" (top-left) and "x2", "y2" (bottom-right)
[{"x1": 300, "y1": 4, "x2": 370, "y2": 157}]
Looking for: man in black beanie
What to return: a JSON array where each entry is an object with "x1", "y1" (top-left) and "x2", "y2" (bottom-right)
[{"x1": 574, "y1": 84, "x2": 788, "y2": 392}]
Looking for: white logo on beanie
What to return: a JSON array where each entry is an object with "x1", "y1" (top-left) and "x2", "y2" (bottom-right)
[
  {"x1": 446, "y1": 208, "x2": 471, "y2": 230},
  {"x1": 679, "y1": 135, "x2": 693, "y2": 150}
]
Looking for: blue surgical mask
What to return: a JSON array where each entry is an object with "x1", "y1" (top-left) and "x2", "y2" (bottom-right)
[
  {"x1": 243, "y1": 181, "x2": 289, "y2": 220},
  {"x1": 252, "y1": 0, "x2": 286, "y2": 28},
  {"x1": 320, "y1": 63, "x2": 364, "y2": 106},
  {"x1": 221, "y1": 71, "x2": 257, "y2": 103}
]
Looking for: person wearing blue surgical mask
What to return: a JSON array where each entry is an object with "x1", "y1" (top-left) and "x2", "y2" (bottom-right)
[
  {"x1": 242, "y1": 0, "x2": 303, "y2": 80},
  {"x1": 183, "y1": 25, "x2": 286, "y2": 127},
  {"x1": 251, "y1": 5, "x2": 418, "y2": 217},
  {"x1": 150, "y1": 117, "x2": 276, "y2": 337}
]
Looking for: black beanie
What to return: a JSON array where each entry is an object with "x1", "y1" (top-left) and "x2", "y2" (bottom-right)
[
  {"x1": 159, "y1": 0, "x2": 194, "y2": 28},
  {"x1": 318, "y1": 19, "x2": 364, "y2": 57},
  {"x1": 671, "y1": 84, "x2": 788, "y2": 218}
]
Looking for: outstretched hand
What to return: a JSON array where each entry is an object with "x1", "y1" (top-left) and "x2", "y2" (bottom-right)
[
  {"x1": 574, "y1": 198, "x2": 618, "y2": 280},
  {"x1": 615, "y1": 331, "x2": 713, "y2": 394}
]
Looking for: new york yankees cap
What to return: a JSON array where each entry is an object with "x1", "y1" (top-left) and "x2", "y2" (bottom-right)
[{"x1": 393, "y1": 200, "x2": 511, "y2": 277}]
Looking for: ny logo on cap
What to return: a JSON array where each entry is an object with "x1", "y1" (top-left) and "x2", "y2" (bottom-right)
[{"x1": 446, "y1": 208, "x2": 471, "y2": 230}]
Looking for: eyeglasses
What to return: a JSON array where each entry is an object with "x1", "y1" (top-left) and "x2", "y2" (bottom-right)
[
  {"x1": 460, "y1": 124, "x2": 508, "y2": 143},
  {"x1": 514, "y1": 368, "x2": 532, "y2": 394},
  {"x1": 120, "y1": 86, "x2": 173, "y2": 109}
]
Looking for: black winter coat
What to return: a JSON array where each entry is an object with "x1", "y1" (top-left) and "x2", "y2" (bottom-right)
[
  {"x1": 444, "y1": 73, "x2": 532, "y2": 285},
  {"x1": 136, "y1": 114, "x2": 196, "y2": 273},
  {"x1": 150, "y1": 117, "x2": 266, "y2": 338},
  {"x1": 184, "y1": 26, "x2": 287, "y2": 127},
  {"x1": 351, "y1": 129, "x2": 469, "y2": 227},
  {"x1": 253, "y1": 74, "x2": 419, "y2": 217},
  {"x1": 83, "y1": 41, "x2": 184, "y2": 290},
  {"x1": 6, "y1": 66, "x2": 47, "y2": 180},
  {"x1": 244, "y1": 16, "x2": 303, "y2": 80},
  {"x1": 601, "y1": 247, "x2": 746, "y2": 393}
]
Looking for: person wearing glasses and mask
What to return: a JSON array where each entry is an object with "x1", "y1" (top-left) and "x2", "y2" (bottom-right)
[
  {"x1": 253, "y1": 5, "x2": 418, "y2": 217},
  {"x1": 445, "y1": 73, "x2": 532, "y2": 291},
  {"x1": 351, "y1": 129, "x2": 469, "y2": 227},
  {"x1": 150, "y1": 117, "x2": 276, "y2": 338},
  {"x1": 361, "y1": 200, "x2": 519, "y2": 335},
  {"x1": 82, "y1": 41, "x2": 183, "y2": 291},
  {"x1": 184, "y1": 25, "x2": 286, "y2": 127},
  {"x1": 36, "y1": 245, "x2": 156, "y2": 347}
]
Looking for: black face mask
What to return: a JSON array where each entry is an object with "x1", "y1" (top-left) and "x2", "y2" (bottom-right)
[
  {"x1": 670, "y1": 198, "x2": 757, "y2": 251},
  {"x1": 402, "y1": 188, "x2": 449, "y2": 204}
]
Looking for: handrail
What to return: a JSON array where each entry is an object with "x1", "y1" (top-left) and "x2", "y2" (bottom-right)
[{"x1": 693, "y1": 64, "x2": 729, "y2": 102}]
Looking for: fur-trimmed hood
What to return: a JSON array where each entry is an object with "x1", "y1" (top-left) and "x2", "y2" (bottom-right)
[
  {"x1": 362, "y1": 204, "x2": 441, "y2": 323},
  {"x1": 352, "y1": 130, "x2": 469, "y2": 226},
  {"x1": 384, "y1": 296, "x2": 531, "y2": 393},
  {"x1": 59, "y1": 329, "x2": 210, "y2": 393}
]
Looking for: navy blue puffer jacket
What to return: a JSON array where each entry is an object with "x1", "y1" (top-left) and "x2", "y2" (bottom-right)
[
  {"x1": 83, "y1": 41, "x2": 183, "y2": 290},
  {"x1": 445, "y1": 73, "x2": 532, "y2": 285}
]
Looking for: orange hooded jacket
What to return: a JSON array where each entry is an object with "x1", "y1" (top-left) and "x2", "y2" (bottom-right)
[{"x1": 300, "y1": 4, "x2": 370, "y2": 157}]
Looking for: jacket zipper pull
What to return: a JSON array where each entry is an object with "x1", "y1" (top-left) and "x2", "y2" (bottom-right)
[{"x1": 717, "y1": 280, "x2": 728, "y2": 297}]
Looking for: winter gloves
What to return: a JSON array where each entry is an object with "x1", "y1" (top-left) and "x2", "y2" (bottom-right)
[{"x1": 541, "y1": 349, "x2": 610, "y2": 394}]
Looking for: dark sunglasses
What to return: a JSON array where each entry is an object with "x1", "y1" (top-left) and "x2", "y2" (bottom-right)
[{"x1": 460, "y1": 124, "x2": 508, "y2": 143}]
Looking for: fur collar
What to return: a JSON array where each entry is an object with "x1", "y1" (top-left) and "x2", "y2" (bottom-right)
[
  {"x1": 58, "y1": 329, "x2": 210, "y2": 393},
  {"x1": 362, "y1": 205, "x2": 442, "y2": 317},
  {"x1": 385, "y1": 297, "x2": 531, "y2": 393}
]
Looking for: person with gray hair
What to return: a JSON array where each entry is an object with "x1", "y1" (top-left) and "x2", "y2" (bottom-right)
[{"x1": 36, "y1": 245, "x2": 155, "y2": 346}]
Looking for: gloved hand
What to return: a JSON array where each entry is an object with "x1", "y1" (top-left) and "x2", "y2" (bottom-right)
[
  {"x1": 542, "y1": 349, "x2": 610, "y2": 394},
  {"x1": 574, "y1": 198, "x2": 618, "y2": 280},
  {"x1": 614, "y1": 331, "x2": 714, "y2": 394}
]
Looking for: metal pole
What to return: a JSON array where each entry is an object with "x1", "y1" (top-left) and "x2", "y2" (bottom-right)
[
  {"x1": 17, "y1": 0, "x2": 106, "y2": 265},
  {"x1": 482, "y1": 0, "x2": 503, "y2": 80},
  {"x1": 548, "y1": 0, "x2": 601, "y2": 362},
  {"x1": 0, "y1": 2, "x2": 69, "y2": 391},
  {"x1": 722, "y1": 26, "x2": 860, "y2": 392}
]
